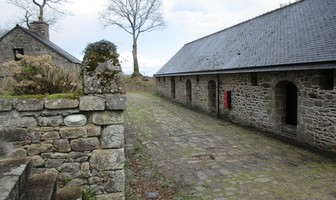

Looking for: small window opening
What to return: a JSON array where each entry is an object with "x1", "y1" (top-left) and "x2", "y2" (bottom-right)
[
  {"x1": 179, "y1": 76, "x2": 182, "y2": 81},
  {"x1": 251, "y1": 73, "x2": 258, "y2": 86},
  {"x1": 13, "y1": 48, "x2": 24, "y2": 61},
  {"x1": 163, "y1": 77, "x2": 166, "y2": 82},
  {"x1": 196, "y1": 75, "x2": 200, "y2": 84},
  {"x1": 320, "y1": 69, "x2": 334, "y2": 90}
]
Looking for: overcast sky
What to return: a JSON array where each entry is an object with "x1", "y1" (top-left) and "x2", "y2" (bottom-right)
[{"x1": 0, "y1": 0, "x2": 286, "y2": 76}]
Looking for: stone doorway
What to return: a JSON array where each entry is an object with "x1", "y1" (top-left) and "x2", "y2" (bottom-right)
[
  {"x1": 171, "y1": 77, "x2": 176, "y2": 99},
  {"x1": 186, "y1": 80, "x2": 192, "y2": 104},
  {"x1": 274, "y1": 81, "x2": 298, "y2": 135},
  {"x1": 208, "y1": 80, "x2": 216, "y2": 110}
]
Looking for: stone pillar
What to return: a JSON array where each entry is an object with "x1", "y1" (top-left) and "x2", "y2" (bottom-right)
[{"x1": 82, "y1": 60, "x2": 126, "y2": 199}]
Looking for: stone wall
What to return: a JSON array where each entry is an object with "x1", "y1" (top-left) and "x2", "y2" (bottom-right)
[
  {"x1": 156, "y1": 68, "x2": 336, "y2": 154},
  {"x1": 0, "y1": 27, "x2": 79, "y2": 71},
  {"x1": 0, "y1": 61, "x2": 126, "y2": 199}
]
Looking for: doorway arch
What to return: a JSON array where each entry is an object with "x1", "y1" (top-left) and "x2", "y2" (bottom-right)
[
  {"x1": 208, "y1": 80, "x2": 217, "y2": 109},
  {"x1": 274, "y1": 81, "x2": 298, "y2": 133},
  {"x1": 186, "y1": 80, "x2": 192, "y2": 104}
]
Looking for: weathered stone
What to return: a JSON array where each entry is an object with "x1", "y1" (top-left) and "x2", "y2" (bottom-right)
[
  {"x1": 19, "y1": 117, "x2": 37, "y2": 128},
  {"x1": 41, "y1": 131, "x2": 60, "y2": 140},
  {"x1": 88, "y1": 177, "x2": 100, "y2": 185},
  {"x1": 0, "y1": 99, "x2": 12, "y2": 111},
  {"x1": 41, "y1": 127, "x2": 54, "y2": 132},
  {"x1": 79, "y1": 96, "x2": 105, "y2": 111},
  {"x1": 81, "y1": 162, "x2": 90, "y2": 171},
  {"x1": 92, "y1": 111, "x2": 124, "y2": 125},
  {"x1": 13, "y1": 99, "x2": 44, "y2": 111},
  {"x1": 104, "y1": 170, "x2": 125, "y2": 192},
  {"x1": 51, "y1": 153, "x2": 68, "y2": 159},
  {"x1": 11, "y1": 148, "x2": 27, "y2": 157},
  {"x1": 90, "y1": 149, "x2": 124, "y2": 171},
  {"x1": 27, "y1": 129, "x2": 41, "y2": 143},
  {"x1": 70, "y1": 138, "x2": 100, "y2": 151},
  {"x1": 31, "y1": 155, "x2": 45, "y2": 167},
  {"x1": 101, "y1": 125, "x2": 124, "y2": 149},
  {"x1": 54, "y1": 139, "x2": 71, "y2": 152},
  {"x1": 57, "y1": 162, "x2": 80, "y2": 172},
  {"x1": 67, "y1": 178, "x2": 87, "y2": 186},
  {"x1": 86, "y1": 124, "x2": 101, "y2": 137},
  {"x1": 74, "y1": 170, "x2": 91, "y2": 178},
  {"x1": 27, "y1": 143, "x2": 53, "y2": 156},
  {"x1": 45, "y1": 99, "x2": 79, "y2": 109},
  {"x1": 67, "y1": 152, "x2": 89, "y2": 163},
  {"x1": 38, "y1": 115, "x2": 63, "y2": 127},
  {"x1": 59, "y1": 127, "x2": 87, "y2": 139},
  {"x1": 0, "y1": 127, "x2": 27, "y2": 142},
  {"x1": 45, "y1": 159, "x2": 64, "y2": 168},
  {"x1": 105, "y1": 94, "x2": 127, "y2": 110}
]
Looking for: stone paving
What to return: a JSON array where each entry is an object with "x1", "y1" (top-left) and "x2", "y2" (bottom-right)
[{"x1": 125, "y1": 92, "x2": 336, "y2": 200}]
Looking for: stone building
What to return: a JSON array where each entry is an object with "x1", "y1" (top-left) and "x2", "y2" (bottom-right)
[
  {"x1": 154, "y1": 0, "x2": 336, "y2": 153},
  {"x1": 0, "y1": 21, "x2": 81, "y2": 70}
]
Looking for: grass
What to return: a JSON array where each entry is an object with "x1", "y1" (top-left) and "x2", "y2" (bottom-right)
[
  {"x1": 0, "y1": 93, "x2": 82, "y2": 100},
  {"x1": 82, "y1": 189, "x2": 97, "y2": 200},
  {"x1": 124, "y1": 75, "x2": 155, "y2": 92}
]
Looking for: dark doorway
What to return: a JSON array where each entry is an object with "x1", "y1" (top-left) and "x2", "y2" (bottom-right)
[
  {"x1": 286, "y1": 82, "x2": 298, "y2": 125},
  {"x1": 171, "y1": 77, "x2": 176, "y2": 99},
  {"x1": 186, "y1": 80, "x2": 192, "y2": 104},
  {"x1": 208, "y1": 80, "x2": 216, "y2": 109}
]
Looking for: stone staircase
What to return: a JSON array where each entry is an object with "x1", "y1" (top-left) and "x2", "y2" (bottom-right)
[{"x1": 0, "y1": 158, "x2": 81, "y2": 200}]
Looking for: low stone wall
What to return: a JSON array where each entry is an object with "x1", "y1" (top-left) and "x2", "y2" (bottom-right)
[{"x1": 0, "y1": 95, "x2": 126, "y2": 199}]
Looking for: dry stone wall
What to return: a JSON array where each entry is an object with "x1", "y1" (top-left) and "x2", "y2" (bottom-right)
[{"x1": 0, "y1": 61, "x2": 127, "y2": 199}]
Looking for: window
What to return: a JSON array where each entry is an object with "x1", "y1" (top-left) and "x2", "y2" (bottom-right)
[
  {"x1": 179, "y1": 76, "x2": 182, "y2": 81},
  {"x1": 163, "y1": 77, "x2": 166, "y2": 82},
  {"x1": 251, "y1": 73, "x2": 258, "y2": 86},
  {"x1": 13, "y1": 48, "x2": 24, "y2": 61},
  {"x1": 320, "y1": 69, "x2": 334, "y2": 90}
]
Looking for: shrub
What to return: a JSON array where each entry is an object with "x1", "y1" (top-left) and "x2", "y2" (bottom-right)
[
  {"x1": 82, "y1": 40, "x2": 120, "y2": 73},
  {"x1": 0, "y1": 54, "x2": 81, "y2": 95}
]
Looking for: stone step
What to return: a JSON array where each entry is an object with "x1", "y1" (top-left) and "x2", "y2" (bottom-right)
[
  {"x1": 0, "y1": 158, "x2": 32, "y2": 200},
  {"x1": 56, "y1": 185, "x2": 82, "y2": 200},
  {"x1": 20, "y1": 172, "x2": 58, "y2": 200}
]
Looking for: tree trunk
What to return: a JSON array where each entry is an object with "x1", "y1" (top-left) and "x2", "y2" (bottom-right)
[{"x1": 132, "y1": 36, "x2": 141, "y2": 77}]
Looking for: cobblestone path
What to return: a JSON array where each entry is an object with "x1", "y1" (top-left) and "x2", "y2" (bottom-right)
[{"x1": 125, "y1": 92, "x2": 336, "y2": 200}]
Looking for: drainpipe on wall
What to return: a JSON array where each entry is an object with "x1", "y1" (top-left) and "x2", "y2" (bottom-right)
[{"x1": 217, "y1": 74, "x2": 220, "y2": 119}]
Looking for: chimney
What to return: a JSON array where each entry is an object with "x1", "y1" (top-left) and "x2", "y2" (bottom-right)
[{"x1": 29, "y1": 21, "x2": 49, "y2": 40}]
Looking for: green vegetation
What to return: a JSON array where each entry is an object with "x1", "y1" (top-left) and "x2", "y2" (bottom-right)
[
  {"x1": 124, "y1": 75, "x2": 155, "y2": 92},
  {"x1": 0, "y1": 93, "x2": 81, "y2": 100},
  {"x1": 82, "y1": 40, "x2": 120, "y2": 73},
  {"x1": 0, "y1": 54, "x2": 81, "y2": 95},
  {"x1": 82, "y1": 189, "x2": 97, "y2": 200}
]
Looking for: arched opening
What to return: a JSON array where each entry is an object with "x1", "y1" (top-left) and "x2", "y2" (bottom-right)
[
  {"x1": 286, "y1": 82, "x2": 298, "y2": 126},
  {"x1": 274, "y1": 81, "x2": 298, "y2": 135},
  {"x1": 171, "y1": 77, "x2": 176, "y2": 99},
  {"x1": 186, "y1": 80, "x2": 192, "y2": 104},
  {"x1": 208, "y1": 80, "x2": 217, "y2": 109}
]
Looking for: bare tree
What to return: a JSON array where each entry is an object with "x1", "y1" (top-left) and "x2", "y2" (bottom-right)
[
  {"x1": 7, "y1": 0, "x2": 69, "y2": 28},
  {"x1": 100, "y1": 0, "x2": 166, "y2": 77}
]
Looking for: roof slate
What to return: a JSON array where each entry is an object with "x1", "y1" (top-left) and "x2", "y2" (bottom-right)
[
  {"x1": 155, "y1": 0, "x2": 336, "y2": 76},
  {"x1": 0, "y1": 25, "x2": 81, "y2": 64}
]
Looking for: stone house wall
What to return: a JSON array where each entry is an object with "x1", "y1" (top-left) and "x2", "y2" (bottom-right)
[
  {"x1": 0, "y1": 28, "x2": 79, "y2": 71},
  {"x1": 156, "y1": 68, "x2": 336, "y2": 154}
]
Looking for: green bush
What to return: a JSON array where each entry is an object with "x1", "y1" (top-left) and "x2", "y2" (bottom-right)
[
  {"x1": 82, "y1": 40, "x2": 120, "y2": 73},
  {"x1": 1, "y1": 54, "x2": 81, "y2": 95}
]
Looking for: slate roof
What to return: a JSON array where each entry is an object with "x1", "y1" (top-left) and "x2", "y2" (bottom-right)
[
  {"x1": 0, "y1": 25, "x2": 81, "y2": 64},
  {"x1": 155, "y1": 0, "x2": 336, "y2": 76}
]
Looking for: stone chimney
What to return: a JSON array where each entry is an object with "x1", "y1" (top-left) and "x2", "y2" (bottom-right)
[{"x1": 29, "y1": 21, "x2": 49, "y2": 40}]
